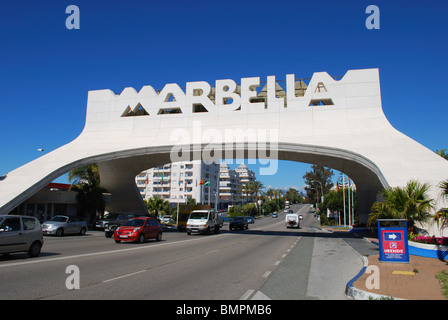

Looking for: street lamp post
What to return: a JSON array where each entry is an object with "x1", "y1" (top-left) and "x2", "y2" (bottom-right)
[{"x1": 311, "y1": 180, "x2": 324, "y2": 204}]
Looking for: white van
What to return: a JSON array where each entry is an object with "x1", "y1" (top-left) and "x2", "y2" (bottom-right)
[{"x1": 285, "y1": 213, "x2": 303, "y2": 229}]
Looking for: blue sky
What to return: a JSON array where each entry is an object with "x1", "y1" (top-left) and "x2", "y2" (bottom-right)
[{"x1": 0, "y1": 1, "x2": 447, "y2": 192}]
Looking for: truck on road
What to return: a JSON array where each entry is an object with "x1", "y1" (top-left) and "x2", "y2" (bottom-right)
[
  {"x1": 285, "y1": 213, "x2": 303, "y2": 229},
  {"x1": 186, "y1": 210, "x2": 224, "y2": 235}
]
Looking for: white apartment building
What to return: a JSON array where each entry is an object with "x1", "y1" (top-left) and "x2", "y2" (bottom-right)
[
  {"x1": 136, "y1": 160, "x2": 220, "y2": 206},
  {"x1": 219, "y1": 162, "x2": 240, "y2": 205},
  {"x1": 136, "y1": 160, "x2": 257, "y2": 210},
  {"x1": 219, "y1": 162, "x2": 256, "y2": 208}
]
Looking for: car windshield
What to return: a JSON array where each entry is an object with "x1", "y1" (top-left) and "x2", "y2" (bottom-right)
[
  {"x1": 122, "y1": 219, "x2": 145, "y2": 227},
  {"x1": 50, "y1": 216, "x2": 68, "y2": 222},
  {"x1": 189, "y1": 212, "x2": 208, "y2": 219}
]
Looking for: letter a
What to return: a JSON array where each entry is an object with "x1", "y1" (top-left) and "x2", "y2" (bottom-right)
[
  {"x1": 365, "y1": 265, "x2": 380, "y2": 290},
  {"x1": 66, "y1": 5, "x2": 80, "y2": 30},
  {"x1": 365, "y1": 5, "x2": 380, "y2": 30},
  {"x1": 65, "y1": 265, "x2": 80, "y2": 290}
]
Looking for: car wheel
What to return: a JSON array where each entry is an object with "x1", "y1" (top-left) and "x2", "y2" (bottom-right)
[
  {"x1": 138, "y1": 233, "x2": 145, "y2": 243},
  {"x1": 56, "y1": 228, "x2": 64, "y2": 237},
  {"x1": 79, "y1": 228, "x2": 86, "y2": 236},
  {"x1": 28, "y1": 242, "x2": 42, "y2": 257},
  {"x1": 156, "y1": 232, "x2": 162, "y2": 241}
]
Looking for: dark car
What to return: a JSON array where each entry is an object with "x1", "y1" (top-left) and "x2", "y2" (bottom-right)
[
  {"x1": 104, "y1": 213, "x2": 139, "y2": 238},
  {"x1": 229, "y1": 216, "x2": 249, "y2": 231}
]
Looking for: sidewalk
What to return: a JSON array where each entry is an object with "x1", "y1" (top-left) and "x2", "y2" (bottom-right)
[{"x1": 349, "y1": 235, "x2": 448, "y2": 300}]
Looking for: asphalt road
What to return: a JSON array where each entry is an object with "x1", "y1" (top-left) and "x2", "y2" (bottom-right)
[{"x1": 0, "y1": 205, "x2": 370, "y2": 300}]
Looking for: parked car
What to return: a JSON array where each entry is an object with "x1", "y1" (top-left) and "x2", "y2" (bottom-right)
[
  {"x1": 95, "y1": 211, "x2": 122, "y2": 230},
  {"x1": 229, "y1": 216, "x2": 249, "y2": 231},
  {"x1": 247, "y1": 216, "x2": 255, "y2": 224},
  {"x1": 104, "y1": 213, "x2": 140, "y2": 238},
  {"x1": 113, "y1": 217, "x2": 162, "y2": 243},
  {"x1": 41, "y1": 215, "x2": 88, "y2": 236},
  {"x1": 160, "y1": 215, "x2": 172, "y2": 224},
  {"x1": 0, "y1": 215, "x2": 44, "y2": 257},
  {"x1": 272, "y1": 213, "x2": 278, "y2": 218}
]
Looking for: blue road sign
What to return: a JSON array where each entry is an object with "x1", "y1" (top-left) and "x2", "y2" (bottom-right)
[{"x1": 377, "y1": 220, "x2": 409, "y2": 263}]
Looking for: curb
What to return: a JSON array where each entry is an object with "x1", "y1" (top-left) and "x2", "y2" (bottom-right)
[
  {"x1": 344, "y1": 235, "x2": 404, "y2": 300},
  {"x1": 345, "y1": 254, "x2": 404, "y2": 300},
  {"x1": 408, "y1": 241, "x2": 448, "y2": 259}
]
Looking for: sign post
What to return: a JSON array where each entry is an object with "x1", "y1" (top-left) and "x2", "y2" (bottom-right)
[{"x1": 377, "y1": 219, "x2": 409, "y2": 263}]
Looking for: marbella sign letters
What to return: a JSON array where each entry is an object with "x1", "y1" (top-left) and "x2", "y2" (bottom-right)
[{"x1": 119, "y1": 74, "x2": 330, "y2": 118}]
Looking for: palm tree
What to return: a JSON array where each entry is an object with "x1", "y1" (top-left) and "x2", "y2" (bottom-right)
[
  {"x1": 440, "y1": 179, "x2": 448, "y2": 198},
  {"x1": 248, "y1": 180, "x2": 264, "y2": 214},
  {"x1": 435, "y1": 149, "x2": 448, "y2": 160},
  {"x1": 69, "y1": 163, "x2": 101, "y2": 187},
  {"x1": 433, "y1": 179, "x2": 448, "y2": 232},
  {"x1": 266, "y1": 188, "x2": 275, "y2": 200},
  {"x1": 145, "y1": 196, "x2": 170, "y2": 219},
  {"x1": 249, "y1": 180, "x2": 264, "y2": 203},
  {"x1": 69, "y1": 163, "x2": 106, "y2": 222},
  {"x1": 368, "y1": 180, "x2": 433, "y2": 231},
  {"x1": 238, "y1": 183, "x2": 252, "y2": 204}
]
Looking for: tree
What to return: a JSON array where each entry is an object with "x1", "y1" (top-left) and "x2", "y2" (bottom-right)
[
  {"x1": 323, "y1": 188, "x2": 357, "y2": 225},
  {"x1": 238, "y1": 183, "x2": 252, "y2": 203},
  {"x1": 145, "y1": 196, "x2": 170, "y2": 219},
  {"x1": 248, "y1": 180, "x2": 264, "y2": 204},
  {"x1": 284, "y1": 188, "x2": 303, "y2": 204},
  {"x1": 435, "y1": 149, "x2": 448, "y2": 160},
  {"x1": 368, "y1": 180, "x2": 434, "y2": 231},
  {"x1": 262, "y1": 199, "x2": 279, "y2": 215},
  {"x1": 69, "y1": 163, "x2": 106, "y2": 223},
  {"x1": 303, "y1": 165, "x2": 334, "y2": 205},
  {"x1": 433, "y1": 179, "x2": 448, "y2": 232},
  {"x1": 266, "y1": 188, "x2": 275, "y2": 200},
  {"x1": 440, "y1": 179, "x2": 448, "y2": 198}
]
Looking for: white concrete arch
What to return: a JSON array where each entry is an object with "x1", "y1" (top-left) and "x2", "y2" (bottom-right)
[
  {"x1": 0, "y1": 68, "x2": 447, "y2": 231},
  {"x1": 94, "y1": 142, "x2": 390, "y2": 223}
]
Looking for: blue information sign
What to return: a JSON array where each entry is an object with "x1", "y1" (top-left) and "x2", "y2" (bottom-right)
[{"x1": 377, "y1": 220, "x2": 409, "y2": 263}]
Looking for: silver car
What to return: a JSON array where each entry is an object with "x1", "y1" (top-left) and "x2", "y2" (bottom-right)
[
  {"x1": 0, "y1": 215, "x2": 44, "y2": 257},
  {"x1": 42, "y1": 215, "x2": 88, "y2": 236}
]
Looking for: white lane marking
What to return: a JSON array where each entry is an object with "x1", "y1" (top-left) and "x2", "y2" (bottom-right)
[
  {"x1": 251, "y1": 291, "x2": 271, "y2": 300},
  {"x1": 239, "y1": 289, "x2": 255, "y2": 300},
  {"x1": 262, "y1": 271, "x2": 271, "y2": 278},
  {"x1": 0, "y1": 234, "x2": 232, "y2": 269},
  {"x1": 103, "y1": 270, "x2": 146, "y2": 283}
]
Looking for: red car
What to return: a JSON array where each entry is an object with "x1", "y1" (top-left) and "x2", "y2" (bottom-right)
[{"x1": 113, "y1": 217, "x2": 162, "y2": 243}]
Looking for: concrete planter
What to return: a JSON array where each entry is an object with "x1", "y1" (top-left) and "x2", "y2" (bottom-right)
[{"x1": 408, "y1": 240, "x2": 448, "y2": 259}]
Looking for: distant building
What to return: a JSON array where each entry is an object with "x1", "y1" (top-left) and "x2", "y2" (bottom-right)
[
  {"x1": 219, "y1": 162, "x2": 241, "y2": 206},
  {"x1": 219, "y1": 162, "x2": 256, "y2": 208},
  {"x1": 10, "y1": 183, "x2": 79, "y2": 222},
  {"x1": 135, "y1": 160, "x2": 220, "y2": 206}
]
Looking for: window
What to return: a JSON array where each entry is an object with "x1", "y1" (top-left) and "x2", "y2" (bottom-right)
[
  {"x1": 0, "y1": 218, "x2": 21, "y2": 232},
  {"x1": 308, "y1": 98, "x2": 334, "y2": 106},
  {"x1": 22, "y1": 217, "x2": 36, "y2": 230},
  {"x1": 152, "y1": 219, "x2": 160, "y2": 227},
  {"x1": 54, "y1": 204, "x2": 68, "y2": 215}
]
